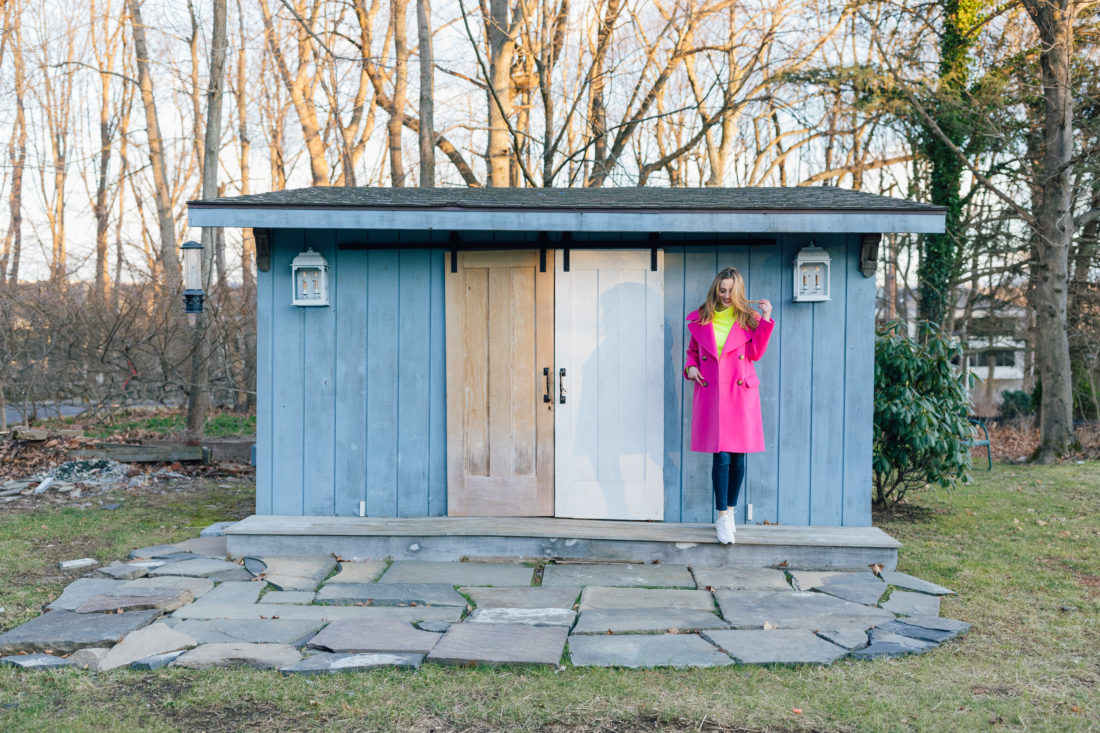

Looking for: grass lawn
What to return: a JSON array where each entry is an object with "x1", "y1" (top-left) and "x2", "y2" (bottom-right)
[{"x1": 0, "y1": 462, "x2": 1096, "y2": 732}]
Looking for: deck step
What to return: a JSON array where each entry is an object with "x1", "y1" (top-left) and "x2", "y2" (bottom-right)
[{"x1": 225, "y1": 516, "x2": 900, "y2": 571}]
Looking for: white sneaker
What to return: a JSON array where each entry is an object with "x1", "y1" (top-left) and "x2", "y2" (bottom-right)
[{"x1": 715, "y1": 514, "x2": 734, "y2": 545}]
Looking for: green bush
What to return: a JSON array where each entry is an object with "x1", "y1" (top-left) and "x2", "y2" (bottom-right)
[
  {"x1": 873, "y1": 320, "x2": 972, "y2": 509},
  {"x1": 999, "y1": 389, "x2": 1034, "y2": 419}
]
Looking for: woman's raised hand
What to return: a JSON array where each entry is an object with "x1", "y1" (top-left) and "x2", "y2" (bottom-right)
[
  {"x1": 758, "y1": 298, "x2": 773, "y2": 321},
  {"x1": 686, "y1": 365, "x2": 706, "y2": 386}
]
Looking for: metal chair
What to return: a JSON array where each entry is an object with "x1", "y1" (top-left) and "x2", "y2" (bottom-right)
[{"x1": 965, "y1": 417, "x2": 992, "y2": 470}]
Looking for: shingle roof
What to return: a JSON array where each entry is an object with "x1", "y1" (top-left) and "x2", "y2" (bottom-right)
[{"x1": 189, "y1": 186, "x2": 943, "y2": 213}]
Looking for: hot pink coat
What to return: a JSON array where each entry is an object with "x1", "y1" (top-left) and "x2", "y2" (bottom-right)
[{"x1": 684, "y1": 311, "x2": 774, "y2": 453}]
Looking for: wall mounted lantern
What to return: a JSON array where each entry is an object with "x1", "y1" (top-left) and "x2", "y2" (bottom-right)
[
  {"x1": 793, "y1": 242, "x2": 831, "y2": 302},
  {"x1": 291, "y1": 247, "x2": 329, "y2": 306},
  {"x1": 181, "y1": 240, "x2": 204, "y2": 318}
]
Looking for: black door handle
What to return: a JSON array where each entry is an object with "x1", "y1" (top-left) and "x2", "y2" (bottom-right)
[
  {"x1": 559, "y1": 368, "x2": 567, "y2": 404},
  {"x1": 543, "y1": 367, "x2": 551, "y2": 403}
]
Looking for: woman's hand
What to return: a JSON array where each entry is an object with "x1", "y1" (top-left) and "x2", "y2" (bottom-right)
[
  {"x1": 757, "y1": 298, "x2": 773, "y2": 321},
  {"x1": 686, "y1": 365, "x2": 706, "y2": 386}
]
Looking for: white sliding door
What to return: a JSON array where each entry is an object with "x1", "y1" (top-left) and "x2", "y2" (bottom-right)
[{"x1": 554, "y1": 249, "x2": 664, "y2": 520}]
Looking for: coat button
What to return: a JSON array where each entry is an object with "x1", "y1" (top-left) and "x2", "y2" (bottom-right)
[
  {"x1": 739, "y1": 354, "x2": 744, "y2": 360},
  {"x1": 737, "y1": 378, "x2": 744, "y2": 385},
  {"x1": 701, "y1": 355, "x2": 707, "y2": 361}
]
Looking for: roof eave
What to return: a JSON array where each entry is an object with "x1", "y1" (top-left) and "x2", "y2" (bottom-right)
[{"x1": 187, "y1": 205, "x2": 946, "y2": 234}]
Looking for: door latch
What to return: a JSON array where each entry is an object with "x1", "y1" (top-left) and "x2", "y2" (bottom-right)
[{"x1": 559, "y1": 368, "x2": 567, "y2": 404}]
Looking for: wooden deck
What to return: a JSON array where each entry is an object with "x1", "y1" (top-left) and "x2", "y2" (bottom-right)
[{"x1": 225, "y1": 516, "x2": 901, "y2": 571}]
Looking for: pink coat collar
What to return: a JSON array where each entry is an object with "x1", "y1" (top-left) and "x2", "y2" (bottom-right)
[{"x1": 686, "y1": 310, "x2": 750, "y2": 357}]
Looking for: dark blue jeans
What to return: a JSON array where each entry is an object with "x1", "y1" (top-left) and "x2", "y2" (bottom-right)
[{"x1": 712, "y1": 452, "x2": 745, "y2": 512}]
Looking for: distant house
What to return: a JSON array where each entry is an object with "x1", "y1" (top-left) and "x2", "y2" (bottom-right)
[{"x1": 189, "y1": 187, "x2": 945, "y2": 529}]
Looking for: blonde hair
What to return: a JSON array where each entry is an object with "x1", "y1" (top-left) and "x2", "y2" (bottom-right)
[{"x1": 696, "y1": 267, "x2": 758, "y2": 328}]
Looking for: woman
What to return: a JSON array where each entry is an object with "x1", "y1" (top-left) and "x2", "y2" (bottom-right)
[{"x1": 684, "y1": 267, "x2": 774, "y2": 545}]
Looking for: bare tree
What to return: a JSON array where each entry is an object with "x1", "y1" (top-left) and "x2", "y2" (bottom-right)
[
  {"x1": 417, "y1": 0, "x2": 435, "y2": 186},
  {"x1": 1, "y1": 0, "x2": 28, "y2": 287}
]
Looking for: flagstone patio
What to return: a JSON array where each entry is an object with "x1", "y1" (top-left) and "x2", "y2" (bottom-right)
[{"x1": 0, "y1": 524, "x2": 970, "y2": 673}]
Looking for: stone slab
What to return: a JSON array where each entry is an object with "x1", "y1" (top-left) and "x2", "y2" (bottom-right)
[
  {"x1": 326, "y1": 561, "x2": 387, "y2": 585},
  {"x1": 789, "y1": 571, "x2": 853, "y2": 592},
  {"x1": 307, "y1": 619, "x2": 441, "y2": 654},
  {"x1": 466, "y1": 608, "x2": 576, "y2": 627},
  {"x1": 245, "y1": 555, "x2": 337, "y2": 591},
  {"x1": 315, "y1": 582, "x2": 467, "y2": 607},
  {"x1": 691, "y1": 566, "x2": 791, "y2": 592},
  {"x1": 568, "y1": 634, "x2": 734, "y2": 668},
  {"x1": 880, "y1": 590, "x2": 941, "y2": 617},
  {"x1": 69, "y1": 647, "x2": 110, "y2": 669},
  {"x1": 578, "y1": 587, "x2": 714, "y2": 612},
  {"x1": 149, "y1": 558, "x2": 242, "y2": 578},
  {"x1": 849, "y1": 630, "x2": 937, "y2": 660},
  {"x1": 415, "y1": 620, "x2": 453, "y2": 633},
  {"x1": 130, "y1": 650, "x2": 186, "y2": 670},
  {"x1": 59, "y1": 558, "x2": 98, "y2": 570},
  {"x1": 200, "y1": 521, "x2": 237, "y2": 538},
  {"x1": 172, "y1": 642, "x2": 302, "y2": 670},
  {"x1": 207, "y1": 567, "x2": 254, "y2": 582},
  {"x1": 702, "y1": 629, "x2": 848, "y2": 665},
  {"x1": 542, "y1": 563, "x2": 693, "y2": 588},
  {"x1": 878, "y1": 616, "x2": 970, "y2": 643},
  {"x1": 713, "y1": 590, "x2": 894, "y2": 631},
  {"x1": 170, "y1": 619, "x2": 325, "y2": 646},
  {"x1": 121, "y1": 576, "x2": 214, "y2": 599},
  {"x1": 170, "y1": 602, "x2": 464, "y2": 624},
  {"x1": 812, "y1": 573, "x2": 887, "y2": 605},
  {"x1": 46, "y1": 579, "x2": 126, "y2": 611},
  {"x1": 129, "y1": 544, "x2": 188, "y2": 560},
  {"x1": 95, "y1": 561, "x2": 149, "y2": 581},
  {"x1": 0, "y1": 609, "x2": 160, "y2": 654},
  {"x1": 75, "y1": 589, "x2": 192, "y2": 614},
  {"x1": 260, "y1": 591, "x2": 315, "y2": 605},
  {"x1": 281, "y1": 652, "x2": 423, "y2": 675},
  {"x1": 816, "y1": 629, "x2": 870, "y2": 650},
  {"x1": 191, "y1": 581, "x2": 264, "y2": 606},
  {"x1": 426, "y1": 623, "x2": 567, "y2": 667},
  {"x1": 170, "y1": 536, "x2": 228, "y2": 558},
  {"x1": 95, "y1": 623, "x2": 197, "y2": 671},
  {"x1": 572, "y1": 608, "x2": 730, "y2": 635},
  {"x1": 380, "y1": 561, "x2": 534, "y2": 587},
  {"x1": 460, "y1": 586, "x2": 580, "y2": 610},
  {"x1": 1, "y1": 653, "x2": 74, "y2": 669},
  {"x1": 880, "y1": 571, "x2": 954, "y2": 596}
]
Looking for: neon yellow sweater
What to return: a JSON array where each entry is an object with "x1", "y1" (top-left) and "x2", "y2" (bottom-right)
[{"x1": 712, "y1": 306, "x2": 735, "y2": 356}]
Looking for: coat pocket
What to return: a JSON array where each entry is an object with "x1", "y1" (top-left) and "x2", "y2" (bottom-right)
[{"x1": 743, "y1": 373, "x2": 761, "y2": 388}]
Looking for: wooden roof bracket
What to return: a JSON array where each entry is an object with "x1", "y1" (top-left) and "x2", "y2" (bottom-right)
[
  {"x1": 254, "y1": 228, "x2": 271, "y2": 272},
  {"x1": 860, "y1": 233, "x2": 881, "y2": 278}
]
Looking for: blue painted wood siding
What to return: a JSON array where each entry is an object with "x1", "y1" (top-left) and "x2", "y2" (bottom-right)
[
  {"x1": 257, "y1": 230, "x2": 872, "y2": 526},
  {"x1": 256, "y1": 229, "x2": 448, "y2": 518}
]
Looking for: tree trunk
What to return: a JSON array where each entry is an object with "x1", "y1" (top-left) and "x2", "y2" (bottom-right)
[
  {"x1": 416, "y1": 0, "x2": 434, "y2": 187},
  {"x1": 485, "y1": 0, "x2": 515, "y2": 186},
  {"x1": 186, "y1": 0, "x2": 227, "y2": 439},
  {"x1": 126, "y1": 0, "x2": 182, "y2": 288},
  {"x1": 1024, "y1": 0, "x2": 1078, "y2": 461},
  {"x1": 389, "y1": 0, "x2": 409, "y2": 186},
  {"x1": 1, "y1": 0, "x2": 27, "y2": 287}
]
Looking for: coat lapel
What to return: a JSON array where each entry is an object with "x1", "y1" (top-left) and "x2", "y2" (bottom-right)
[
  {"x1": 721, "y1": 324, "x2": 751, "y2": 356},
  {"x1": 687, "y1": 320, "x2": 718, "y2": 358}
]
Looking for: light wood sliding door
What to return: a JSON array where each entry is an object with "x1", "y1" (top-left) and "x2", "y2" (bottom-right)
[
  {"x1": 446, "y1": 251, "x2": 554, "y2": 516},
  {"x1": 554, "y1": 249, "x2": 664, "y2": 520}
]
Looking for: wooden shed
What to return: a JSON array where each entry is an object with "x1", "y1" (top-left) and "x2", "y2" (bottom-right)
[{"x1": 188, "y1": 188, "x2": 945, "y2": 567}]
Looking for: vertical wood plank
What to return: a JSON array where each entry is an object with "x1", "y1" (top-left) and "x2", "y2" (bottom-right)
[
  {"x1": 428, "y1": 248, "x2": 448, "y2": 516},
  {"x1": 680, "y1": 247, "x2": 717, "y2": 523},
  {"x1": 487, "y1": 267, "x2": 515, "y2": 476},
  {"x1": 397, "y1": 248, "x2": 431, "y2": 516},
  {"x1": 843, "y1": 235, "x2": 875, "y2": 526},
  {"x1": 333, "y1": 235, "x2": 367, "y2": 517},
  {"x1": 445, "y1": 252, "x2": 467, "y2": 514},
  {"x1": 746, "y1": 243, "x2": 783, "y2": 525},
  {"x1": 302, "y1": 231, "x2": 337, "y2": 516},
  {"x1": 534, "y1": 253, "x2": 555, "y2": 515},
  {"x1": 511, "y1": 266, "x2": 536, "y2": 476},
  {"x1": 464, "y1": 267, "x2": 489, "y2": 476},
  {"x1": 662, "y1": 247, "x2": 685, "y2": 522},
  {"x1": 809, "y1": 235, "x2": 847, "y2": 525},
  {"x1": 254, "y1": 233, "x2": 274, "y2": 515},
  {"x1": 366, "y1": 249, "x2": 399, "y2": 516},
  {"x1": 271, "y1": 229, "x2": 305, "y2": 516},
  {"x1": 777, "y1": 235, "x2": 813, "y2": 525}
]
